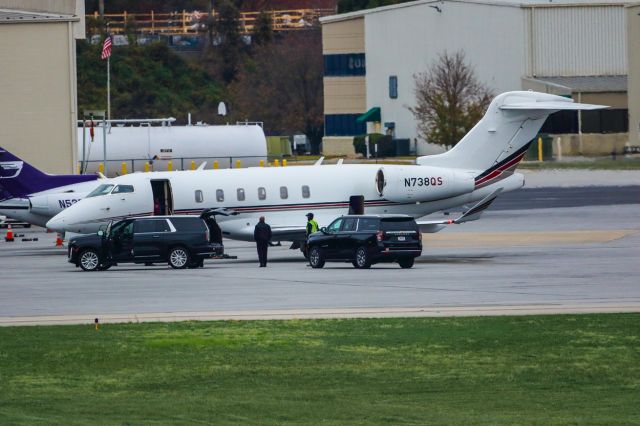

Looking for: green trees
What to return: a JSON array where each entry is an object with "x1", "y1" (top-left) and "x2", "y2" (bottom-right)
[
  {"x1": 229, "y1": 31, "x2": 324, "y2": 153},
  {"x1": 76, "y1": 40, "x2": 222, "y2": 122}
]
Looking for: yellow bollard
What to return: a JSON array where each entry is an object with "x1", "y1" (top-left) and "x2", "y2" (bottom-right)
[
  {"x1": 167, "y1": 161, "x2": 173, "y2": 171},
  {"x1": 144, "y1": 162, "x2": 150, "y2": 173},
  {"x1": 282, "y1": 159, "x2": 287, "y2": 167},
  {"x1": 213, "y1": 160, "x2": 219, "y2": 169},
  {"x1": 98, "y1": 163, "x2": 104, "y2": 174},
  {"x1": 121, "y1": 162, "x2": 127, "y2": 175},
  {"x1": 190, "y1": 160, "x2": 196, "y2": 170},
  {"x1": 537, "y1": 137, "x2": 543, "y2": 162},
  {"x1": 235, "y1": 159, "x2": 241, "y2": 169},
  {"x1": 274, "y1": 158, "x2": 280, "y2": 167},
  {"x1": 259, "y1": 159, "x2": 265, "y2": 167},
  {"x1": 77, "y1": 163, "x2": 81, "y2": 174}
]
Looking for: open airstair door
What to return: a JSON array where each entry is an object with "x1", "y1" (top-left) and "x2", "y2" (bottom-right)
[
  {"x1": 349, "y1": 195, "x2": 365, "y2": 215},
  {"x1": 151, "y1": 180, "x2": 173, "y2": 215}
]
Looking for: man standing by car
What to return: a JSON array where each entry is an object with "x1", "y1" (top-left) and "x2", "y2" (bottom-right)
[
  {"x1": 306, "y1": 213, "x2": 318, "y2": 236},
  {"x1": 254, "y1": 216, "x2": 272, "y2": 267}
]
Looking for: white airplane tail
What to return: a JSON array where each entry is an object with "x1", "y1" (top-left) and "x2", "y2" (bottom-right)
[{"x1": 417, "y1": 91, "x2": 605, "y2": 188}]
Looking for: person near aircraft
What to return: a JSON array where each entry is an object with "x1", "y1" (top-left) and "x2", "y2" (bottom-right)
[
  {"x1": 254, "y1": 216, "x2": 272, "y2": 267},
  {"x1": 306, "y1": 213, "x2": 319, "y2": 236}
]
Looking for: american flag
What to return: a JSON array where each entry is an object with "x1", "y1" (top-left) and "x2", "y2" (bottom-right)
[{"x1": 100, "y1": 34, "x2": 112, "y2": 60}]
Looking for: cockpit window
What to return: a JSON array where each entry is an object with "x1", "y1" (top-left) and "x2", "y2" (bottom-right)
[
  {"x1": 87, "y1": 184, "x2": 114, "y2": 197},
  {"x1": 112, "y1": 185, "x2": 134, "y2": 194}
]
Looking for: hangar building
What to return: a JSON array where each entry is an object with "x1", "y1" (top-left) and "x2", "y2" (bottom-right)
[
  {"x1": 320, "y1": 0, "x2": 629, "y2": 156},
  {"x1": 0, "y1": 0, "x2": 84, "y2": 175}
]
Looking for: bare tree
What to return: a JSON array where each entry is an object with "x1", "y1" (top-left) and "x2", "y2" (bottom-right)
[
  {"x1": 409, "y1": 51, "x2": 493, "y2": 147},
  {"x1": 229, "y1": 30, "x2": 324, "y2": 153}
]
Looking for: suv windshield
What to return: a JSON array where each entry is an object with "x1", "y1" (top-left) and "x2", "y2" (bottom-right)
[
  {"x1": 87, "y1": 184, "x2": 114, "y2": 197},
  {"x1": 381, "y1": 218, "x2": 417, "y2": 231}
]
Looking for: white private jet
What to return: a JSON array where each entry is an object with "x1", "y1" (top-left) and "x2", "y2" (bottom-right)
[{"x1": 46, "y1": 91, "x2": 605, "y2": 246}]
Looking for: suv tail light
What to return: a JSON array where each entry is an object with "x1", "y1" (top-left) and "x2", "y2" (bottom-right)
[
  {"x1": 205, "y1": 229, "x2": 210, "y2": 242},
  {"x1": 376, "y1": 230, "x2": 385, "y2": 242}
]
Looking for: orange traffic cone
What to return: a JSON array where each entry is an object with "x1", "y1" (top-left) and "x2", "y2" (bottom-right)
[
  {"x1": 55, "y1": 233, "x2": 63, "y2": 247},
  {"x1": 5, "y1": 224, "x2": 14, "y2": 242}
]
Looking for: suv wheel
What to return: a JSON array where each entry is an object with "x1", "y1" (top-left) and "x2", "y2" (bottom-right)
[
  {"x1": 168, "y1": 246, "x2": 190, "y2": 269},
  {"x1": 309, "y1": 246, "x2": 325, "y2": 268},
  {"x1": 354, "y1": 246, "x2": 371, "y2": 269},
  {"x1": 79, "y1": 249, "x2": 100, "y2": 271},
  {"x1": 398, "y1": 258, "x2": 415, "y2": 269}
]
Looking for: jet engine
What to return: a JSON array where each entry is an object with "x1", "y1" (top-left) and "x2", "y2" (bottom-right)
[
  {"x1": 375, "y1": 166, "x2": 475, "y2": 203},
  {"x1": 29, "y1": 193, "x2": 82, "y2": 216}
]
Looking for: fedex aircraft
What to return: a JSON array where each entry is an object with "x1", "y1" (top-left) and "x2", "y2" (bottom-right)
[
  {"x1": 0, "y1": 148, "x2": 101, "y2": 227},
  {"x1": 47, "y1": 91, "x2": 604, "y2": 244}
]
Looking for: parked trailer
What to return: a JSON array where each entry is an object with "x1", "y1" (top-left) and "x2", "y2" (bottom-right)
[{"x1": 78, "y1": 124, "x2": 267, "y2": 175}]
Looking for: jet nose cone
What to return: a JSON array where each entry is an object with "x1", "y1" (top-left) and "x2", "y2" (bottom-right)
[{"x1": 46, "y1": 215, "x2": 65, "y2": 232}]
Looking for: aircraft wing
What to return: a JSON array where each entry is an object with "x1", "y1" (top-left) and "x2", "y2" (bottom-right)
[
  {"x1": 416, "y1": 188, "x2": 502, "y2": 233},
  {"x1": 269, "y1": 225, "x2": 308, "y2": 242}
]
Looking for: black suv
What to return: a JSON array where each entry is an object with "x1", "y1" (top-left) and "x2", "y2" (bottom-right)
[
  {"x1": 68, "y1": 215, "x2": 223, "y2": 271},
  {"x1": 307, "y1": 215, "x2": 422, "y2": 269}
]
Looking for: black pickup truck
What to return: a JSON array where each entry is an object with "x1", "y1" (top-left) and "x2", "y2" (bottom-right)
[{"x1": 68, "y1": 215, "x2": 223, "y2": 271}]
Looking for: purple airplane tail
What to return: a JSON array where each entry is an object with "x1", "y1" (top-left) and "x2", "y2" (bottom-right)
[{"x1": 0, "y1": 147, "x2": 98, "y2": 197}]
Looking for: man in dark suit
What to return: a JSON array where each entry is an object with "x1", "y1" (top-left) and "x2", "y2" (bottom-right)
[{"x1": 253, "y1": 216, "x2": 272, "y2": 267}]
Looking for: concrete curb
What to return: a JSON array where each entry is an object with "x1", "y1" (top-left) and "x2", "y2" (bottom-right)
[{"x1": 2, "y1": 303, "x2": 640, "y2": 326}]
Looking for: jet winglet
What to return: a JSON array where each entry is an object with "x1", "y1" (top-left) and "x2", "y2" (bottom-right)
[
  {"x1": 454, "y1": 188, "x2": 503, "y2": 224},
  {"x1": 416, "y1": 188, "x2": 503, "y2": 233}
]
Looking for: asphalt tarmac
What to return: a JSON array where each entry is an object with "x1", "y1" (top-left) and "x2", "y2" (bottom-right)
[{"x1": 1, "y1": 185, "x2": 638, "y2": 325}]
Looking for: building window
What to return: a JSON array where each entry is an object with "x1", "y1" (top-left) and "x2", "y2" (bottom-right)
[
  {"x1": 541, "y1": 109, "x2": 629, "y2": 134},
  {"x1": 324, "y1": 114, "x2": 367, "y2": 137},
  {"x1": 323, "y1": 53, "x2": 366, "y2": 77},
  {"x1": 258, "y1": 187, "x2": 266, "y2": 200},
  {"x1": 389, "y1": 76, "x2": 398, "y2": 99},
  {"x1": 216, "y1": 189, "x2": 224, "y2": 202},
  {"x1": 302, "y1": 185, "x2": 310, "y2": 198},
  {"x1": 280, "y1": 186, "x2": 288, "y2": 199},
  {"x1": 195, "y1": 190, "x2": 203, "y2": 203},
  {"x1": 237, "y1": 188, "x2": 245, "y2": 201}
]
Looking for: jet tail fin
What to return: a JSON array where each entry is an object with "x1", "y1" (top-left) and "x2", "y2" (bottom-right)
[
  {"x1": 0, "y1": 147, "x2": 98, "y2": 197},
  {"x1": 417, "y1": 91, "x2": 607, "y2": 177}
]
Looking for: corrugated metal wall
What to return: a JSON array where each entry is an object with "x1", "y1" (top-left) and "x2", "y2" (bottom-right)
[{"x1": 526, "y1": 5, "x2": 626, "y2": 77}]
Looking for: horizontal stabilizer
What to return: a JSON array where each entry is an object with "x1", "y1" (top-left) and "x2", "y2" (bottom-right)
[
  {"x1": 416, "y1": 188, "x2": 502, "y2": 233},
  {"x1": 500, "y1": 101, "x2": 606, "y2": 111}
]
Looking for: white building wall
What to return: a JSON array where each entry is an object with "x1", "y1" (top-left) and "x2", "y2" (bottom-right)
[
  {"x1": 364, "y1": 1, "x2": 526, "y2": 148},
  {"x1": 526, "y1": 5, "x2": 626, "y2": 76}
]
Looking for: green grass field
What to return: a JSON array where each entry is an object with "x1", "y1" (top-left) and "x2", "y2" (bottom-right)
[{"x1": 1, "y1": 314, "x2": 639, "y2": 424}]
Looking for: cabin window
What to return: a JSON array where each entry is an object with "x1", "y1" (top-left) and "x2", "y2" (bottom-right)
[
  {"x1": 258, "y1": 187, "x2": 266, "y2": 200},
  {"x1": 237, "y1": 188, "x2": 245, "y2": 201},
  {"x1": 302, "y1": 185, "x2": 310, "y2": 198},
  {"x1": 216, "y1": 189, "x2": 224, "y2": 202},
  {"x1": 280, "y1": 186, "x2": 288, "y2": 199},
  {"x1": 195, "y1": 190, "x2": 203, "y2": 203},
  {"x1": 87, "y1": 184, "x2": 114, "y2": 197},
  {"x1": 112, "y1": 185, "x2": 134, "y2": 194}
]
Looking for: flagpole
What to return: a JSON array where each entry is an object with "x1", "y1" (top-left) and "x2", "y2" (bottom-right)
[{"x1": 107, "y1": 55, "x2": 111, "y2": 122}]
